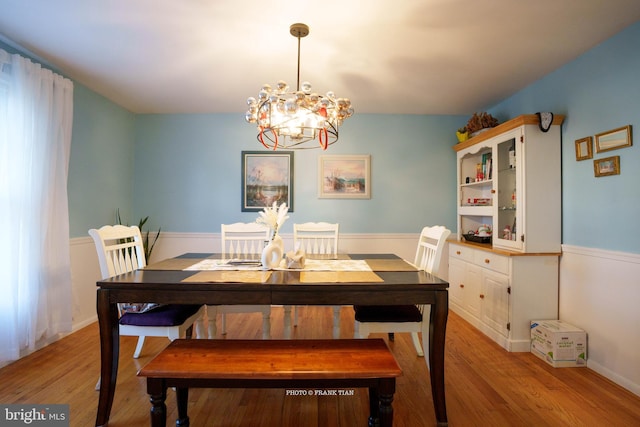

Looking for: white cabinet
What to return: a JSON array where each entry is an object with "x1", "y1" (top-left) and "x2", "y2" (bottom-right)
[
  {"x1": 449, "y1": 114, "x2": 563, "y2": 351},
  {"x1": 449, "y1": 242, "x2": 559, "y2": 351}
]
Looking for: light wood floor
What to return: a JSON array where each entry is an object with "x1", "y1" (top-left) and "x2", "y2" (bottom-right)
[{"x1": 1, "y1": 307, "x2": 638, "y2": 426}]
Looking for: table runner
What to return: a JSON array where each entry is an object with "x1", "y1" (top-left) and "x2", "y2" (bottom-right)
[
  {"x1": 299, "y1": 271, "x2": 384, "y2": 283},
  {"x1": 183, "y1": 258, "x2": 374, "y2": 272},
  {"x1": 181, "y1": 270, "x2": 272, "y2": 283},
  {"x1": 147, "y1": 255, "x2": 414, "y2": 283},
  {"x1": 363, "y1": 259, "x2": 417, "y2": 272}
]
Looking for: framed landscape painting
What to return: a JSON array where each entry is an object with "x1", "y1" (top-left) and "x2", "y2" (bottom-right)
[
  {"x1": 593, "y1": 155, "x2": 620, "y2": 177},
  {"x1": 318, "y1": 155, "x2": 371, "y2": 199},
  {"x1": 241, "y1": 151, "x2": 294, "y2": 212}
]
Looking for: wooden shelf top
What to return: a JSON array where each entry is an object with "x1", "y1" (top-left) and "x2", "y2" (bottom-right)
[
  {"x1": 449, "y1": 238, "x2": 561, "y2": 257},
  {"x1": 453, "y1": 114, "x2": 565, "y2": 152}
]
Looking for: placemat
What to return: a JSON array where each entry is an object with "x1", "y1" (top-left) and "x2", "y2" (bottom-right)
[
  {"x1": 145, "y1": 258, "x2": 205, "y2": 270},
  {"x1": 299, "y1": 271, "x2": 383, "y2": 283},
  {"x1": 305, "y1": 253, "x2": 351, "y2": 260},
  {"x1": 184, "y1": 258, "x2": 261, "y2": 271},
  {"x1": 364, "y1": 259, "x2": 418, "y2": 272},
  {"x1": 181, "y1": 271, "x2": 272, "y2": 283},
  {"x1": 293, "y1": 259, "x2": 372, "y2": 271}
]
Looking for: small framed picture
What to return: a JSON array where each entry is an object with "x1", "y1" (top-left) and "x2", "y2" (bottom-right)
[
  {"x1": 241, "y1": 151, "x2": 294, "y2": 212},
  {"x1": 593, "y1": 156, "x2": 620, "y2": 177},
  {"x1": 318, "y1": 155, "x2": 371, "y2": 199},
  {"x1": 595, "y1": 125, "x2": 632, "y2": 153},
  {"x1": 575, "y1": 136, "x2": 593, "y2": 161}
]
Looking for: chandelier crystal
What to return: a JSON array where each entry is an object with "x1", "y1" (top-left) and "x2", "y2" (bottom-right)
[{"x1": 244, "y1": 23, "x2": 354, "y2": 150}]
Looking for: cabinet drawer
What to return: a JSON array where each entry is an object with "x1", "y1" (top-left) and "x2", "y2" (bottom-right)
[
  {"x1": 474, "y1": 251, "x2": 509, "y2": 274},
  {"x1": 450, "y1": 244, "x2": 474, "y2": 263}
]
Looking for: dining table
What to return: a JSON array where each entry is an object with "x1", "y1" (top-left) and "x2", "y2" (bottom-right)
[{"x1": 94, "y1": 252, "x2": 450, "y2": 426}]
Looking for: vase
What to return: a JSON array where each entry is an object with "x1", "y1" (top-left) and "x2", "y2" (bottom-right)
[
  {"x1": 261, "y1": 240, "x2": 283, "y2": 270},
  {"x1": 272, "y1": 234, "x2": 284, "y2": 253}
]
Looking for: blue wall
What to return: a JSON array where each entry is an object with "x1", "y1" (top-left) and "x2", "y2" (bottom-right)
[
  {"x1": 68, "y1": 85, "x2": 136, "y2": 236},
  {"x1": 489, "y1": 22, "x2": 640, "y2": 253},
  {"x1": 133, "y1": 113, "x2": 460, "y2": 234}
]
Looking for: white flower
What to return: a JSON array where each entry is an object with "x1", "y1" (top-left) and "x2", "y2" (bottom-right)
[{"x1": 256, "y1": 202, "x2": 289, "y2": 237}]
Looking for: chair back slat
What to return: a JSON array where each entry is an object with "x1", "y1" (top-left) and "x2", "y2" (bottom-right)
[
  {"x1": 413, "y1": 226, "x2": 451, "y2": 275},
  {"x1": 221, "y1": 222, "x2": 270, "y2": 259},
  {"x1": 293, "y1": 222, "x2": 339, "y2": 256},
  {"x1": 89, "y1": 225, "x2": 148, "y2": 318},
  {"x1": 89, "y1": 225, "x2": 147, "y2": 279}
]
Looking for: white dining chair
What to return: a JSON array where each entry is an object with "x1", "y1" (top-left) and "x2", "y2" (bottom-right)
[
  {"x1": 90, "y1": 225, "x2": 205, "y2": 358},
  {"x1": 201, "y1": 222, "x2": 271, "y2": 339},
  {"x1": 89, "y1": 225, "x2": 205, "y2": 390},
  {"x1": 353, "y1": 225, "x2": 451, "y2": 364},
  {"x1": 287, "y1": 222, "x2": 341, "y2": 338}
]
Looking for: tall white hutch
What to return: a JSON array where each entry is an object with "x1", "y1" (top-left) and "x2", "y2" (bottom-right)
[{"x1": 449, "y1": 114, "x2": 564, "y2": 351}]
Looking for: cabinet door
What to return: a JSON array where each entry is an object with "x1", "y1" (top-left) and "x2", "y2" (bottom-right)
[
  {"x1": 449, "y1": 257, "x2": 466, "y2": 307},
  {"x1": 480, "y1": 270, "x2": 510, "y2": 337},
  {"x1": 464, "y1": 264, "x2": 482, "y2": 319},
  {"x1": 494, "y1": 129, "x2": 523, "y2": 251}
]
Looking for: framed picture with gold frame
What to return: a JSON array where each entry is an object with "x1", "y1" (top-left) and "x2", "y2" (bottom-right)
[
  {"x1": 595, "y1": 125, "x2": 632, "y2": 153},
  {"x1": 593, "y1": 156, "x2": 620, "y2": 177},
  {"x1": 575, "y1": 136, "x2": 593, "y2": 161}
]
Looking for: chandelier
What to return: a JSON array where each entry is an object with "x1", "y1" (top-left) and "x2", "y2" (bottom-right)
[{"x1": 244, "y1": 23, "x2": 354, "y2": 150}]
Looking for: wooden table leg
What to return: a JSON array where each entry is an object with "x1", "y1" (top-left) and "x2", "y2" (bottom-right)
[
  {"x1": 96, "y1": 289, "x2": 120, "y2": 427},
  {"x1": 283, "y1": 306, "x2": 292, "y2": 339},
  {"x1": 430, "y1": 290, "x2": 449, "y2": 426},
  {"x1": 176, "y1": 387, "x2": 190, "y2": 426},
  {"x1": 147, "y1": 378, "x2": 167, "y2": 427}
]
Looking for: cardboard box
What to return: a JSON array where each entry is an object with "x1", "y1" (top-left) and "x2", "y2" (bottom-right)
[{"x1": 530, "y1": 320, "x2": 587, "y2": 367}]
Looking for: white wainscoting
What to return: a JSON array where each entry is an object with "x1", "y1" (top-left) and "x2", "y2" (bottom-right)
[
  {"x1": 560, "y1": 244, "x2": 640, "y2": 396},
  {"x1": 70, "y1": 236, "x2": 102, "y2": 331}
]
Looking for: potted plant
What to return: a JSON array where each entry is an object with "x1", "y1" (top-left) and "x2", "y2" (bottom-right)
[
  {"x1": 456, "y1": 126, "x2": 469, "y2": 143},
  {"x1": 466, "y1": 112, "x2": 499, "y2": 136}
]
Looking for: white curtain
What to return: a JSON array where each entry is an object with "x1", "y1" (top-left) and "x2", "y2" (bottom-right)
[{"x1": 0, "y1": 48, "x2": 74, "y2": 363}]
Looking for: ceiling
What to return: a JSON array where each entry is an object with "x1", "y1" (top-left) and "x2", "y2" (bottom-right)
[{"x1": 1, "y1": 0, "x2": 640, "y2": 115}]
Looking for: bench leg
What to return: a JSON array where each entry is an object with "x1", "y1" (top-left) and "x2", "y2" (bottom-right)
[
  {"x1": 378, "y1": 378, "x2": 395, "y2": 427},
  {"x1": 378, "y1": 392, "x2": 394, "y2": 427},
  {"x1": 176, "y1": 387, "x2": 190, "y2": 426},
  {"x1": 147, "y1": 378, "x2": 167, "y2": 427},
  {"x1": 368, "y1": 386, "x2": 380, "y2": 427}
]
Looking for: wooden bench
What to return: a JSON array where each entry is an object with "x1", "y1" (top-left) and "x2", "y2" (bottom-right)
[{"x1": 137, "y1": 338, "x2": 402, "y2": 427}]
